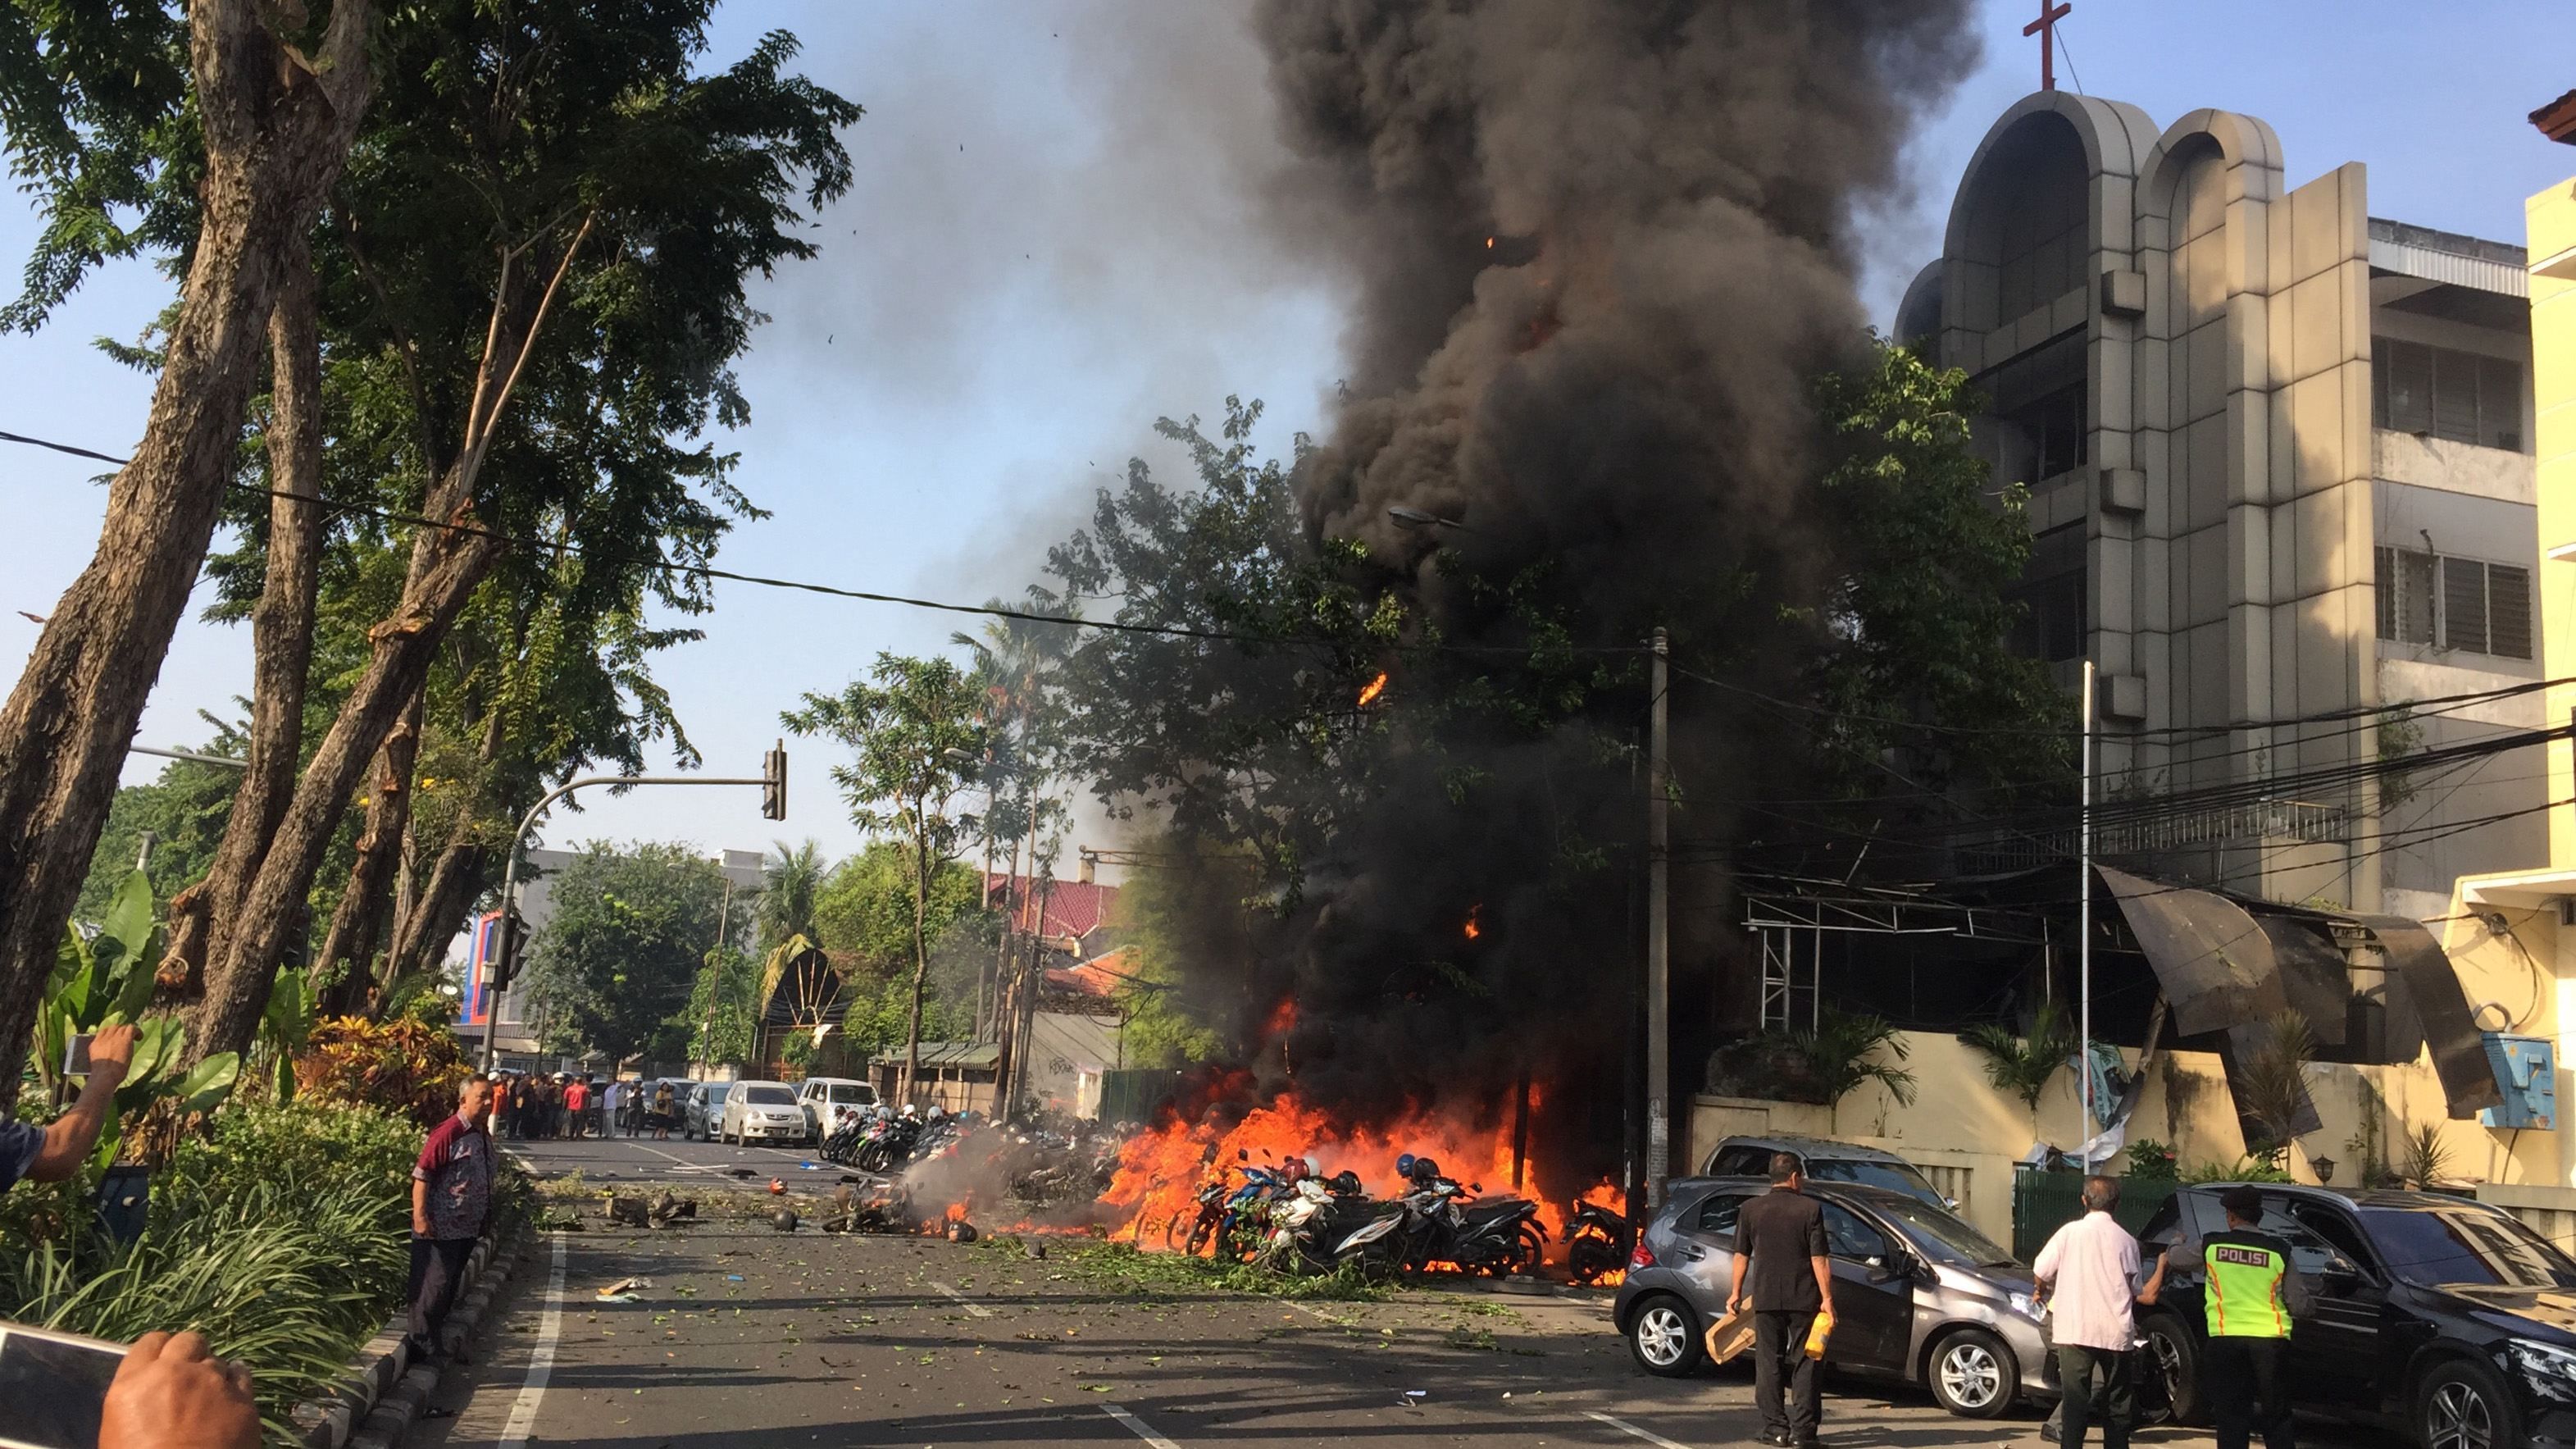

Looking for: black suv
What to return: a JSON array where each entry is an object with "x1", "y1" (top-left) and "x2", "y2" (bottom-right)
[{"x1": 2132, "y1": 1182, "x2": 2576, "y2": 1449}]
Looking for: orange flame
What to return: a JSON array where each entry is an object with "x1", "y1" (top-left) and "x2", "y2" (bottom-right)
[
  {"x1": 1463, "y1": 904, "x2": 1482, "y2": 941},
  {"x1": 1100, "y1": 1089, "x2": 1582, "y2": 1258},
  {"x1": 1356, "y1": 672, "x2": 1388, "y2": 708}
]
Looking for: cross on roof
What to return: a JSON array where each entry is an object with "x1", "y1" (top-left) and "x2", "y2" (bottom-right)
[{"x1": 2026, "y1": 0, "x2": 2072, "y2": 93}]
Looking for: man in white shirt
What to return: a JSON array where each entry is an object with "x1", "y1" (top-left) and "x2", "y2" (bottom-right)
[
  {"x1": 604, "y1": 1079, "x2": 626, "y2": 1137},
  {"x1": 2032, "y1": 1177, "x2": 2141, "y2": 1449}
]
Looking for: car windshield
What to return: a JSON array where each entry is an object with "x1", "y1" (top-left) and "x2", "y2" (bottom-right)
[
  {"x1": 2359, "y1": 1205, "x2": 2576, "y2": 1288},
  {"x1": 744, "y1": 1086, "x2": 796, "y2": 1105},
  {"x1": 1804, "y1": 1156, "x2": 1945, "y2": 1205},
  {"x1": 1873, "y1": 1197, "x2": 2018, "y2": 1268},
  {"x1": 831, "y1": 1084, "x2": 875, "y2": 1104},
  {"x1": 704, "y1": 1085, "x2": 729, "y2": 1103}
]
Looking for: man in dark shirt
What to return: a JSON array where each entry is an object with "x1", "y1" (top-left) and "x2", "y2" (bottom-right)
[
  {"x1": 1728, "y1": 1152, "x2": 1837, "y2": 1447},
  {"x1": 408, "y1": 1076, "x2": 496, "y2": 1364}
]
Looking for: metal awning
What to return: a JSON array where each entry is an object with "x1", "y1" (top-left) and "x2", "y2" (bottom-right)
[{"x1": 2096, "y1": 865, "x2": 2290, "y2": 1037}]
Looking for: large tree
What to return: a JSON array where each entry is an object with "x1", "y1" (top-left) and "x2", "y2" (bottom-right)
[
  {"x1": 785, "y1": 657, "x2": 988, "y2": 1106},
  {"x1": 173, "y1": 3, "x2": 859, "y2": 1065},
  {"x1": 518, "y1": 841, "x2": 727, "y2": 1064},
  {"x1": 0, "y1": 0, "x2": 374, "y2": 1106}
]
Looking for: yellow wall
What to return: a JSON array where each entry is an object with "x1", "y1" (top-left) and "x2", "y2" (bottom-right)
[
  {"x1": 2538, "y1": 175, "x2": 2576, "y2": 863},
  {"x1": 1688, "y1": 1028, "x2": 2505, "y2": 1246}
]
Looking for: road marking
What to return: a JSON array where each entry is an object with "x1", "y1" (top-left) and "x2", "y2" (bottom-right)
[
  {"x1": 1584, "y1": 1410, "x2": 1694, "y2": 1449},
  {"x1": 928, "y1": 1280, "x2": 993, "y2": 1318},
  {"x1": 1101, "y1": 1402, "x2": 1182, "y2": 1449},
  {"x1": 628, "y1": 1142, "x2": 730, "y2": 1175},
  {"x1": 497, "y1": 1234, "x2": 568, "y2": 1448}
]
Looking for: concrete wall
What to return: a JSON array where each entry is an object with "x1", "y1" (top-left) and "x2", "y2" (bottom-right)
[
  {"x1": 1022, "y1": 1009, "x2": 1124, "y2": 1119},
  {"x1": 2533, "y1": 176, "x2": 2576, "y2": 868}
]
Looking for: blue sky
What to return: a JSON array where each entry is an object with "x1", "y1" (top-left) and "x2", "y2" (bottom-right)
[{"x1": 5, "y1": 0, "x2": 2574, "y2": 872}]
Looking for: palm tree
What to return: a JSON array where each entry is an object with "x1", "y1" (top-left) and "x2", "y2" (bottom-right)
[
  {"x1": 1792, "y1": 1009, "x2": 1918, "y2": 1132},
  {"x1": 2238, "y1": 1010, "x2": 2317, "y2": 1165},
  {"x1": 1962, "y1": 999, "x2": 2076, "y2": 1147},
  {"x1": 759, "y1": 840, "x2": 826, "y2": 950}
]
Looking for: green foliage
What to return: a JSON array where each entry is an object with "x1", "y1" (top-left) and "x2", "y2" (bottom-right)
[
  {"x1": 294, "y1": 1013, "x2": 471, "y2": 1129},
  {"x1": 684, "y1": 943, "x2": 760, "y2": 1069},
  {"x1": 71, "y1": 726, "x2": 246, "y2": 927},
  {"x1": 1791, "y1": 1009, "x2": 1918, "y2": 1127},
  {"x1": 0, "y1": 1102, "x2": 433, "y2": 1439},
  {"x1": 2179, "y1": 1155, "x2": 2295, "y2": 1185},
  {"x1": 2398, "y1": 1120, "x2": 2452, "y2": 1189},
  {"x1": 2377, "y1": 705, "x2": 2425, "y2": 812},
  {"x1": 984, "y1": 1237, "x2": 1387, "y2": 1303},
  {"x1": 520, "y1": 842, "x2": 729, "y2": 1064},
  {"x1": 812, "y1": 844, "x2": 985, "y2": 970},
  {"x1": 1809, "y1": 340, "x2": 2074, "y2": 801},
  {"x1": 1102, "y1": 841, "x2": 1246, "y2": 1068},
  {"x1": 1960, "y1": 999, "x2": 2074, "y2": 1133},
  {"x1": 2237, "y1": 1011, "x2": 2317, "y2": 1157},
  {"x1": 785, "y1": 656, "x2": 990, "y2": 868},
  {"x1": 38, "y1": 869, "x2": 239, "y2": 1165},
  {"x1": 760, "y1": 840, "x2": 828, "y2": 950},
  {"x1": 1037, "y1": 400, "x2": 1409, "y2": 900},
  {"x1": 257, "y1": 971, "x2": 316, "y2": 1104},
  {"x1": 2125, "y1": 1138, "x2": 2178, "y2": 1179}
]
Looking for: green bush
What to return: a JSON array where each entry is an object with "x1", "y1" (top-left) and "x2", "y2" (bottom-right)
[{"x1": 0, "y1": 1100, "x2": 482, "y2": 1443}]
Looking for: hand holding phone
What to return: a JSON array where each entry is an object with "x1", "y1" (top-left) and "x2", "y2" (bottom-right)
[{"x1": 99, "y1": 1331, "x2": 258, "y2": 1449}]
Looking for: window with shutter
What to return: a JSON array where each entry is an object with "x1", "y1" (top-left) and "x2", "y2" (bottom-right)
[
  {"x1": 2488, "y1": 564, "x2": 2533, "y2": 659},
  {"x1": 2442, "y1": 558, "x2": 2490, "y2": 654},
  {"x1": 2370, "y1": 338, "x2": 2528, "y2": 453},
  {"x1": 2481, "y1": 356, "x2": 2526, "y2": 453}
]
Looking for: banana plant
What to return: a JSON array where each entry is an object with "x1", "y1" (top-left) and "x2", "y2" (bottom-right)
[
  {"x1": 37, "y1": 868, "x2": 240, "y2": 1169},
  {"x1": 259, "y1": 970, "x2": 316, "y2": 1103}
]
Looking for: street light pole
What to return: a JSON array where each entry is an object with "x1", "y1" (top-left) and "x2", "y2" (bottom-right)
[
  {"x1": 1645, "y1": 627, "x2": 1671, "y2": 1207},
  {"x1": 2078, "y1": 658, "x2": 2096, "y2": 1162},
  {"x1": 480, "y1": 772, "x2": 768, "y2": 1073}
]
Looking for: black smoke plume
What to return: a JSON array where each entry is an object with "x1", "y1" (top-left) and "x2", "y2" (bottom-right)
[{"x1": 1131, "y1": 1, "x2": 1978, "y2": 1191}]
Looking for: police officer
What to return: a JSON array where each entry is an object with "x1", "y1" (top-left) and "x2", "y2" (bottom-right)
[{"x1": 2201, "y1": 1186, "x2": 2312, "y2": 1449}]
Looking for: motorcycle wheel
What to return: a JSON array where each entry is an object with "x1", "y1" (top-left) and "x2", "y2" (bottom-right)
[{"x1": 1184, "y1": 1216, "x2": 1216, "y2": 1257}]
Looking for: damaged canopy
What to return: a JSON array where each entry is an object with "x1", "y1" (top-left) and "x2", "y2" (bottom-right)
[{"x1": 2095, "y1": 865, "x2": 2500, "y2": 1120}]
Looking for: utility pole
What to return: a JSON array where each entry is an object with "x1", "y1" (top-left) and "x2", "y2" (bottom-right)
[
  {"x1": 2078, "y1": 658, "x2": 2096, "y2": 1161},
  {"x1": 1645, "y1": 627, "x2": 1671, "y2": 1206}
]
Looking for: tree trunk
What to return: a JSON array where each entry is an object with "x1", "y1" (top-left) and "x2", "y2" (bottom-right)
[
  {"x1": 386, "y1": 836, "x2": 487, "y2": 990},
  {"x1": 309, "y1": 695, "x2": 422, "y2": 1015},
  {"x1": 899, "y1": 820, "x2": 931, "y2": 1108},
  {"x1": 159, "y1": 237, "x2": 329, "y2": 1001},
  {"x1": 0, "y1": 0, "x2": 373, "y2": 1105},
  {"x1": 184, "y1": 212, "x2": 597, "y2": 1067}
]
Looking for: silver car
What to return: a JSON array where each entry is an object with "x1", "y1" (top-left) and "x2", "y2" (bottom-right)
[
  {"x1": 680, "y1": 1082, "x2": 730, "y2": 1141},
  {"x1": 1612, "y1": 1177, "x2": 2054, "y2": 1419}
]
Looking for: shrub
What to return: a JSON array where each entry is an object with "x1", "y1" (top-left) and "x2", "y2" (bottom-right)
[{"x1": 295, "y1": 1013, "x2": 471, "y2": 1127}]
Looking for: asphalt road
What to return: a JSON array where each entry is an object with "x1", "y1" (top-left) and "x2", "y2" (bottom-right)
[
  {"x1": 494, "y1": 1123, "x2": 844, "y2": 1188},
  {"x1": 414, "y1": 1136, "x2": 2380, "y2": 1449}
]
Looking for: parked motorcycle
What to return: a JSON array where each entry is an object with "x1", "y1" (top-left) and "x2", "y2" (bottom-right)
[
  {"x1": 1565, "y1": 1199, "x2": 1636, "y2": 1285},
  {"x1": 1334, "y1": 1156, "x2": 1545, "y2": 1278}
]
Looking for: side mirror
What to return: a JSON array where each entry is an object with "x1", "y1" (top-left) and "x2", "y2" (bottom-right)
[{"x1": 2324, "y1": 1253, "x2": 2363, "y2": 1285}]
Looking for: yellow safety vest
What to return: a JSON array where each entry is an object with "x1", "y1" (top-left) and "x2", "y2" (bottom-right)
[{"x1": 2203, "y1": 1234, "x2": 2292, "y2": 1339}]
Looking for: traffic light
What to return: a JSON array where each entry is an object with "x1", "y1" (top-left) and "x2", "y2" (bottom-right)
[
  {"x1": 762, "y1": 740, "x2": 787, "y2": 820},
  {"x1": 489, "y1": 911, "x2": 532, "y2": 995}
]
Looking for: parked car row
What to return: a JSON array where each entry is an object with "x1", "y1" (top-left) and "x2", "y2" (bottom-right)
[{"x1": 1618, "y1": 1132, "x2": 2576, "y2": 1449}]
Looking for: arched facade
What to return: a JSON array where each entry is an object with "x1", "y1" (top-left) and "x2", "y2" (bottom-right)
[{"x1": 1910, "y1": 91, "x2": 2538, "y2": 912}]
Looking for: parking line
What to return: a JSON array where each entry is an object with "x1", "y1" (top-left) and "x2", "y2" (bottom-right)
[
  {"x1": 1101, "y1": 1402, "x2": 1182, "y2": 1449},
  {"x1": 928, "y1": 1280, "x2": 994, "y2": 1319},
  {"x1": 1583, "y1": 1409, "x2": 1694, "y2": 1449},
  {"x1": 497, "y1": 1234, "x2": 569, "y2": 1448}
]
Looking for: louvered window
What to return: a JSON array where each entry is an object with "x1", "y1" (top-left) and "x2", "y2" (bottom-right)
[
  {"x1": 2373, "y1": 338, "x2": 2527, "y2": 453},
  {"x1": 2376, "y1": 546, "x2": 2532, "y2": 658}
]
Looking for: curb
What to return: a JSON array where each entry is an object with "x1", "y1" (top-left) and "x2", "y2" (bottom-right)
[{"x1": 289, "y1": 1214, "x2": 532, "y2": 1449}]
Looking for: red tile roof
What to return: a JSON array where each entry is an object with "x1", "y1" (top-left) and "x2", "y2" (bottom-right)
[
  {"x1": 2536, "y1": 88, "x2": 2576, "y2": 144},
  {"x1": 985, "y1": 873, "x2": 1119, "y2": 941},
  {"x1": 1043, "y1": 949, "x2": 1133, "y2": 1000}
]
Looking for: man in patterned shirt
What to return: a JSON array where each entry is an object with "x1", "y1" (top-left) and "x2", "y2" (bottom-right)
[{"x1": 407, "y1": 1075, "x2": 496, "y2": 1364}]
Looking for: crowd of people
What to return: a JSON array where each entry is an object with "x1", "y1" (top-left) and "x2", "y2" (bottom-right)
[{"x1": 486, "y1": 1069, "x2": 683, "y2": 1139}]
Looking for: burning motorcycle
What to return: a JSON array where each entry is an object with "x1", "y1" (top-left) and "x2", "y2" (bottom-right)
[
  {"x1": 1565, "y1": 1197, "x2": 1635, "y2": 1285},
  {"x1": 1335, "y1": 1155, "x2": 1546, "y2": 1279},
  {"x1": 1258, "y1": 1169, "x2": 1375, "y2": 1274}
]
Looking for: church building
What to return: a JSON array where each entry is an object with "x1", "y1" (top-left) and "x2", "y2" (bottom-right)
[{"x1": 1896, "y1": 90, "x2": 2543, "y2": 920}]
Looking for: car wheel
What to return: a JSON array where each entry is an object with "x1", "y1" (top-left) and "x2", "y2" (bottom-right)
[
  {"x1": 2137, "y1": 1313, "x2": 2202, "y2": 1427},
  {"x1": 1926, "y1": 1327, "x2": 2016, "y2": 1418},
  {"x1": 1626, "y1": 1294, "x2": 1705, "y2": 1378},
  {"x1": 2418, "y1": 1356, "x2": 2518, "y2": 1449}
]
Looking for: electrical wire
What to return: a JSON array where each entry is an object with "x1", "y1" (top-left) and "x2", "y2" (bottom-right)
[{"x1": 1, "y1": 428, "x2": 1638, "y2": 658}]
